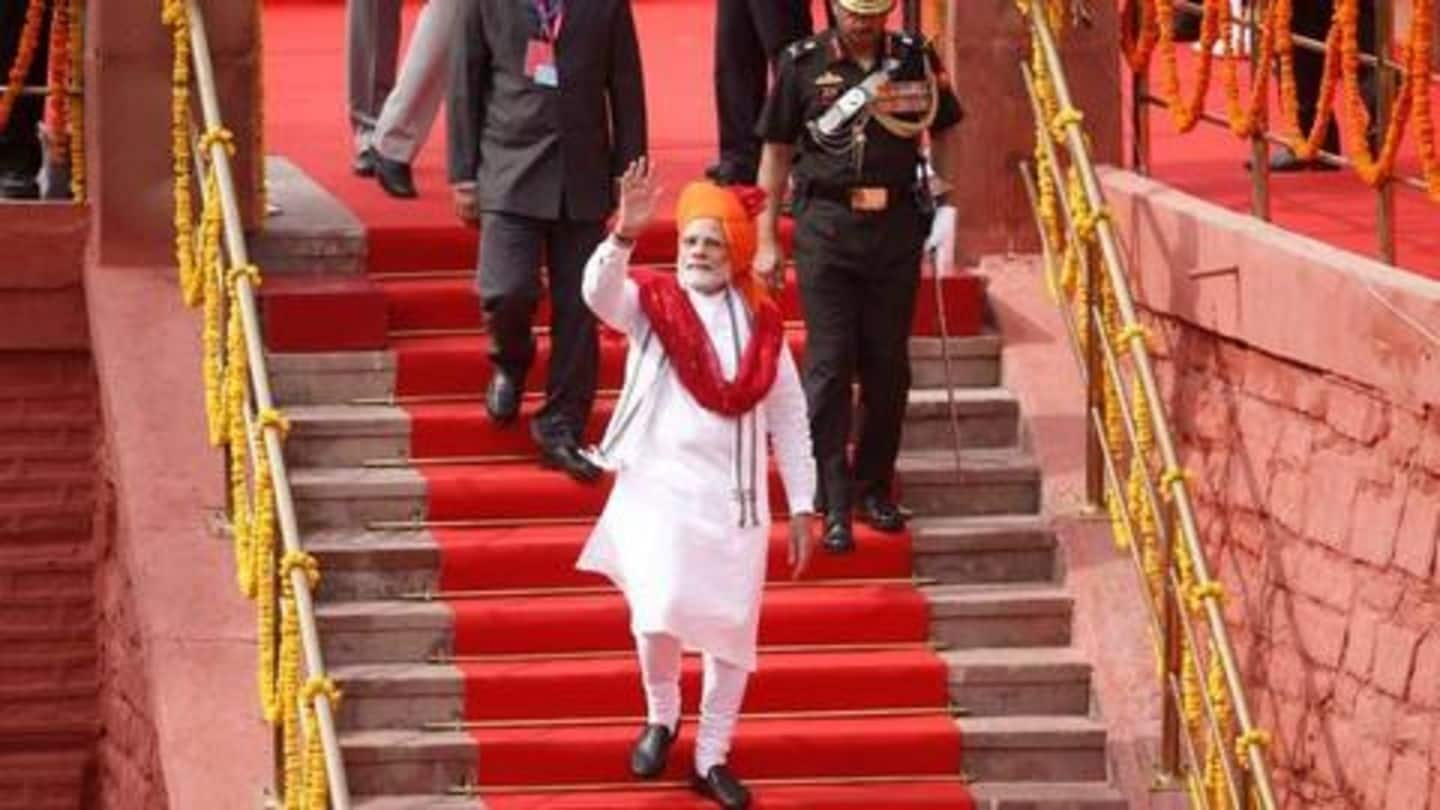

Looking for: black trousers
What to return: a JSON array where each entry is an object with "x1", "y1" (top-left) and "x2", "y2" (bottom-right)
[
  {"x1": 713, "y1": 0, "x2": 812, "y2": 180},
  {"x1": 478, "y1": 213, "x2": 605, "y2": 446},
  {"x1": 1292, "y1": 0, "x2": 1376, "y2": 154},
  {"x1": 792, "y1": 196, "x2": 926, "y2": 514},
  {"x1": 0, "y1": 0, "x2": 49, "y2": 196}
]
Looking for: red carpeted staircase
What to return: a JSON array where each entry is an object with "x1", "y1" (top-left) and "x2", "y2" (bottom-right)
[
  {"x1": 256, "y1": 1, "x2": 1130, "y2": 806},
  {"x1": 264, "y1": 233, "x2": 1129, "y2": 808}
]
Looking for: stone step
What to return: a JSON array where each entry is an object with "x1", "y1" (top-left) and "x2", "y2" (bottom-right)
[
  {"x1": 305, "y1": 514, "x2": 1056, "y2": 601},
  {"x1": 968, "y1": 780, "x2": 1130, "y2": 809},
  {"x1": 316, "y1": 584, "x2": 1071, "y2": 666},
  {"x1": 288, "y1": 447, "x2": 1040, "y2": 531},
  {"x1": 339, "y1": 715, "x2": 1108, "y2": 795},
  {"x1": 350, "y1": 782, "x2": 1130, "y2": 810},
  {"x1": 329, "y1": 645, "x2": 1089, "y2": 731},
  {"x1": 897, "y1": 448, "x2": 1041, "y2": 518},
  {"x1": 268, "y1": 335, "x2": 1002, "y2": 406},
  {"x1": 283, "y1": 386, "x2": 1021, "y2": 467}
]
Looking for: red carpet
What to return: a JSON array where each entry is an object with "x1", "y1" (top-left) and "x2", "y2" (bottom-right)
[
  {"x1": 263, "y1": 1, "x2": 974, "y2": 804},
  {"x1": 433, "y1": 523, "x2": 915, "y2": 591}
]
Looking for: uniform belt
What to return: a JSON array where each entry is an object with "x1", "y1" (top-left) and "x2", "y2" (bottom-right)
[{"x1": 799, "y1": 181, "x2": 913, "y2": 212}]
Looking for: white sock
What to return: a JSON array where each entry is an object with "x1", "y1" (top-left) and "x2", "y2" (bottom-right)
[
  {"x1": 635, "y1": 632, "x2": 683, "y2": 731},
  {"x1": 695, "y1": 653, "x2": 749, "y2": 774}
]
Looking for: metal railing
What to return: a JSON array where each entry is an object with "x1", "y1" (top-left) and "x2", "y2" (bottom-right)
[
  {"x1": 1127, "y1": 0, "x2": 1440, "y2": 265},
  {"x1": 164, "y1": 0, "x2": 350, "y2": 806},
  {"x1": 1016, "y1": 2, "x2": 1280, "y2": 807}
]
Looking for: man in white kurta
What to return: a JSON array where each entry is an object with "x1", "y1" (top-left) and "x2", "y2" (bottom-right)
[{"x1": 576, "y1": 161, "x2": 816, "y2": 810}]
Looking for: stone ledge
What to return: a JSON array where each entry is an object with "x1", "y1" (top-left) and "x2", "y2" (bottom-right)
[{"x1": 1100, "y1": 166, "x2": 1440, "y2": 410}]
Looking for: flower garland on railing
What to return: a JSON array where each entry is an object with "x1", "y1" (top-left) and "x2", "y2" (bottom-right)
[
  {"x1": 0, "y1": 0, "x2": 47, "y2": 134},
  {"x1": 44, "y1": 0, "x2": 70, "y2": 177},
  {"x1": 1337, "y1": 0, "x2": 1415, "y2": 186},
  {"x1": 1412, "y1": 0, "x2": 1439, "y2": 199},
  {"x1": 1153, "y1": 0, "x2": 1223, "y2": 132},
  {"x1": 163, "y1": 1, "x2": 337, "y2": 805},
  {"x1": 1128, "y1": 0, "x2": 1440, "y2": 203},
  {"x1": 66, "y1": 0, "x2": 84, "y2": 200}
]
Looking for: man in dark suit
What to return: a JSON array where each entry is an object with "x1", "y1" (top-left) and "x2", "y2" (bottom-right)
[
  {"x1": 448, "y1": 0, "x2": 647, "y2": 482},
  {"x1": 706, "y1": 0, "x2": 815, "y2": 185}
]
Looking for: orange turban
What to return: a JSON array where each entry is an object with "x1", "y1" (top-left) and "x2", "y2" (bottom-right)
[{"x1": 674, "y1": 181, "x2": 770, "y2": 309}]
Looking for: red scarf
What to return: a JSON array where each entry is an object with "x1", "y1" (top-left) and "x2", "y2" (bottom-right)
[{"x1": 635, "y1": 273, "x2": 784, "y2": 417}]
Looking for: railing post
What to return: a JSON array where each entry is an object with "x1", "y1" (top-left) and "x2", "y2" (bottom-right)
[
  {"x1": 1248, "y1": 0, "x2": 1271, "y2": 220},
  {"x1": 1375, "y1": 0, "x2": 1397, "y2": 264},
  {"x1": 1158, "y1": 503, "x2": 1183, "y2": 783},
  {"x1": 1084, "y1": 246, "x2": 1105, "y2": 510}
]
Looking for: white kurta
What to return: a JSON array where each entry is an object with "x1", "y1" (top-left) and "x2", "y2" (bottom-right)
[{"x1": 576, "y1": 237, "x2": 816, "y2": 672}]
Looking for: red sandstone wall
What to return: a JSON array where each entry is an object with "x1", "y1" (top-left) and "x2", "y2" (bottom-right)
[
  {"x1": 1105, "y1": 168, "x2": 1440, "y2": 809},
  {"x1": 0, "y1": 352, "x2": 101, "y2": 809},
  {"x1": 0, "y1": 204, "x2": 102, "y2": 809},
  {"x1": 1149, "y1": 318, "x2": 1440, "y2": 809}
]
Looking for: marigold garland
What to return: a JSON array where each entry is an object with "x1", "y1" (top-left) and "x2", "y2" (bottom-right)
[
  {"x1": 0, "y1": 0, "x2": 46, "y2": 135},
  {"x1": 43, "y1": 0, "x2": 70, "y2": 168},
  {"x1": 65, "y1": 0, "x2": 84, "y2": 200}
]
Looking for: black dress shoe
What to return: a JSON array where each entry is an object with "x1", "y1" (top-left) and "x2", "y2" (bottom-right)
[
  {"x1": 485, "y1": 371, "x2": 521, "y2": 424},
  {"x1": 704, "y1": 160, "x2": 756, "y2": 186},
  {"x1": 539, "y1": 441, "x2": 603, "y2": 483},
  {"x1": 821, "y1": 511, "x2": 855, "y2": 554},
  {"x1": 629, "y1": 721, "x2": 679, "y2": 778},
  {"x1": 375, "y1": 154, "x2": 417, "y2": 198},
  {"x1": 691, "y1": 764, "x2": 751, "y2": 809},
  {"x1": 858, "y1": 493, "x2": 907, "y2": 533},
  {"x1": 352, "y1": 147, "x2": 377, "y2": 177}
]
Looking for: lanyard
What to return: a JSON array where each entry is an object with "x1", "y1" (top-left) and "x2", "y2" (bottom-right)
[{"x1": 534, "y1": 0, "x2": 563, "y2": 42}]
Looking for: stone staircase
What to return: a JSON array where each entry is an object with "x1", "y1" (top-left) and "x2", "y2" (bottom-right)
[{"x1": 265, "y1": 283, "x2": 1129, "y2": 807}]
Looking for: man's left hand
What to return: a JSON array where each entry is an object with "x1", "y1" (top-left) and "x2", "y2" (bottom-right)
[
  {"x1": 924, "y1": 204, "x2": 958, "y2": 277},
  {"x1": 787, "y1": 513, "x2": 814, "y2": 580}
]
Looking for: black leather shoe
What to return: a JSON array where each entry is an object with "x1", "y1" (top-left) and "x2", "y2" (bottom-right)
[
  {"x1": 485, "y1": 371, "x2": 521, "y2": 424},
  {"x1": 821, "y1": 511, "x2": 855, "y2": 554},
  {"x1": 629, "y1": 721, "x2": 679, "y2": 778},
  {"x1": 375, "y1": 154, "x2": 417, "y2": 198},
  {"x1": 691, "y1": 764, "x2": 751, "y2": 809},
  {"x1": 539, "y1": 441, "x2": 603, "y2": 483},
  {"x1": 352, "y1": 147, "x2": 377, "y2": 177},
  {"x1": 704, "y1": 160, "x2": 756, "y2": 186},
  {"x1": 858, "y1": 493, "x2": 907, "y2": 533}
]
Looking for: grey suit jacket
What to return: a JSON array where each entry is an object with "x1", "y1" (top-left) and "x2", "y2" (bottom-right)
[{"x1": 447, "y1": 0, "x2": 648, "y2": 222}]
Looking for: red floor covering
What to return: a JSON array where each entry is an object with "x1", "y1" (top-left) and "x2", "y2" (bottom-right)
[
  {"x1": 1133, "y1": 47, "x2": 1440, "y2": 280},
  {"x1": 263, "y1": 4, "x2": 977, "y2": 804}
]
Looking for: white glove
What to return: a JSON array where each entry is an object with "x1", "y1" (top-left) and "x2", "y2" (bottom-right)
[{"x1": 924, "y1": 204, "x2": 958, "y2": 277}]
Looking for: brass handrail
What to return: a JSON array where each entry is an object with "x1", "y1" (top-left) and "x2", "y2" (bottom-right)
[
  {"x1": 1017, "y1": 2, "x2": 1280, "y2": 807},
  {"x1": 170, "y1": 0, "x2": 351, "y2": 806}
]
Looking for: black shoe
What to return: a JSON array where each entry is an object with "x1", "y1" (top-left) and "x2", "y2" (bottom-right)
[
  {"x1": 485, "y1": 371, "x2": 521, "y2": 424},
  {"x1": 375, "y1": 154, "x2": 417, "y2": 198},
  {"x1": 0, "y1": 170, "x2": 39, "y2": 200},
  {"x1": 821, "y1": 511, "x2": 855, "y2": 554},
  {"x1": 352, "y1": 147, "x2": 377, "y2": 177},
  {"x1": 539, "y1": 441, "x2": 603, "y2": 483},
  {"x1": 629, "y1": 721, "x2": 679, "y2": 779},
  {"x1": 858, "y1": 494, "x2": 907, "y2": 533},
  {"x1": 704, "y1": 160, "x2": 756, "y2": 186},
  {"x1": 691, "y1": 764, "x2": 752, "y2": 810}
]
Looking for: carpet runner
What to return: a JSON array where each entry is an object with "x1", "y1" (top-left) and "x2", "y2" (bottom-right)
[{"x1": 263, "y1": 0, "x2": 979, "y2": 804}]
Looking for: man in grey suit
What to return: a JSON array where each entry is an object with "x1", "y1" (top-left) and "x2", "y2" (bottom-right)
[
  {"x1": 448, "y1": 0, "x2": 647, "y2": 483},
  {"x1": 347, "y1": 0, "x2": 402, "y2": 175}
]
